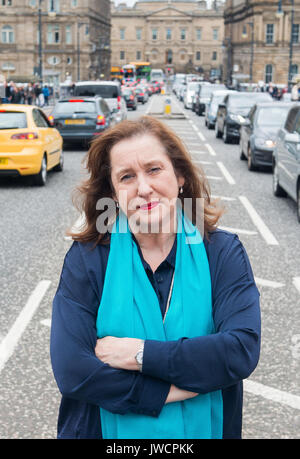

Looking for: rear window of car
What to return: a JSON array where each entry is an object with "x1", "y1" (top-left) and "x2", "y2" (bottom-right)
[
  {"x1": 0, "y1": 112, "x2": 27, "y2": 129},
  {"x1": 74, "y1": 85, "x2": 119, "y2": 98},
  {"x1": 55, "y1": 101, "x2": 97, "y2": 114}
]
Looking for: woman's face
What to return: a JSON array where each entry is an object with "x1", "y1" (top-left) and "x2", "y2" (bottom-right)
[{"x1": 110, "y1": 134, "x2": 185, "y2": 233}]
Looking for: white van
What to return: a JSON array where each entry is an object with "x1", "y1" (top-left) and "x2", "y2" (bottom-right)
[{"x1": 150, "y1": 69, "x2": 165, "y2": 82}]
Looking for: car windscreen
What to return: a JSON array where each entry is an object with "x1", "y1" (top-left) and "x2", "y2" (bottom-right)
[
  {"x1": 228, "y1": 96, "x2": 254, "y2": 108},
  {"x1": 256, "y1": 106, "x2": 290, "y2": 126},
  {"x1": 188, "y1": 83, "x2": 199, "y2": 91},
  {"x1": 74, "y1": 85, "x2": 119, "y2": 98},
  {"x1": 55, "y1": 101, "x2": 97, "y2": 114},
  {"x1": 0, "y1": 112, "x2": 27, "y2": 129}
]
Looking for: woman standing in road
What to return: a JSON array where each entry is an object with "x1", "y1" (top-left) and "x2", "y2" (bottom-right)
[{"x1": 50, "y1": 116, "x2": 261, "y2": 439}]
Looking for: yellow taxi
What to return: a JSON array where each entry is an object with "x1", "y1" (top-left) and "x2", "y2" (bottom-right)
[{"x1": 0, "y1": 104, "x2": 63, "y2": 186}]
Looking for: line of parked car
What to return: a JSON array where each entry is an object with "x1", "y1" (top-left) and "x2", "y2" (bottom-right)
[{"x1": 173, "y1": 74, "x2": 300, "y2": 223}]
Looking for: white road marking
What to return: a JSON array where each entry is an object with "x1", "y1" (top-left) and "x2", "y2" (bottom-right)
[
  {"x1": 216, "y1": 161, "x2": 236, "y2": 185},
  {"x1": 41, "y1": 318, "x2": 52, "y2": 328},
  {"x1": 244, "y1": 379, "x2": 300, "y2": 411},
  {"x1": 219, "y1": 225, "x2": 258, "y2": 235},
  {"x1": 212, "y1": 195, "x2": 237, "y2": 201},
  {"x1": 293, "y1": 277, "x2": 300, "y2": 295},
  {"x1": 206, "y1": 175, "x2": 223, "y2": 181},
  {"x1": 0, "y1": 280, "x2": 51, "y2": 374},
  {"x1": 254, "y1": 277, "x2": 285, "y2": 288},
  {"x1": 205, "y1": 143, "x2": 217, "y2": 157},
  {"x1": 197, "y1": 131, "x2": 206, "y2": 141},
  {"x1": 239, "y1": 196, "x2": 279, "y2": 246}
]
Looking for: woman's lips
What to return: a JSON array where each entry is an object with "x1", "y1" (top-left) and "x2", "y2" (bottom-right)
[{"x1": 140, "y1": 201, "x2": 160, "y2": 211}]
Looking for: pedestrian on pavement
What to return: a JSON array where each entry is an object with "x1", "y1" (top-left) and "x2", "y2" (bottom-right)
[
  {"x1": 43, "y1": 85, "x2": 49, "y2": 105},
  {"x1": 50, "y1": 116, "x2": 261, "y2": 440}
]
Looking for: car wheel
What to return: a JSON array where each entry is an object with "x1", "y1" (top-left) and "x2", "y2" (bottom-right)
[
  {"x1": 223, "y1": 124, "x2": 231, "y2": 143},
  {"x1": 53, "y1": 150, "x2": 64, "y2": 172},
  {"x1": 239, "y1": 141, "x2": 246, "y2": 160},
  {"x1": 247, "y1": 145, "x2": 258, "y2": 171},
  {"x1": 215, "y1": 121, "x2": 222, "y2": 138},
  {"x1": 33, "y1": 154, "x2": 47, "y2": 186},
  {"x1": 272, "y1": 162, "x2": 287, "y2": 197}
]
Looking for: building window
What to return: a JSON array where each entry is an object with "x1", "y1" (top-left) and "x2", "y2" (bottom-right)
[
  {"x1": 166, "y1": 28, "x2": 172, "y2": 40},
  {"x1": 212, "y1": 51, "x2": 217, "y2": 61},
  {"x1": 67, "y1": 56, "x2": 72, "y2": 64},
  {"x1": 196, "y1": 51, "x2": 201, "y2": 61},
  {"x1": 292, "y1": 24, "x2": 299, "y2": 43},
  {"x1": 136, "y1": 28, "x2": 142, "y2": 40},
  {"x1": 71, "y1": 0, "x2": 78, "y2": 6},
  {"x1": 136, "y1": 50, "x2": 141, "y2": 60},
  {"x1": 180, "y1": 29, "x2": 186, "y2": 40},
  {"x1": 120, "y1": 28, "x2": 125, "y2": 40},
  {"x1": 152, "y1": 28, "x2": 157, "y2": 40},
  {"x1": 1, "y1": 25, "x2": 14, "y2": 43},
  {"x1": 1, "y1": 0, "x2": 12, "y2": 5},
  {"x1": 180, "y1": 51, "x2": 186, "y2": 61},
  {"x1": 48, "y1": 56, "x2": 60, "y2": 65},
  {"x1": 66, "y1": 25, "x2": 72, "y2": 44},
  {"x1": 266, "y1": 24, "x2": 274, "y2": 44},
  {"x1": 291, "y1": 64, "x2": 298, "y2": 80},
  {"x1": 120, "y1": 50, "x2": 125, "y2": 60},
  {"x1": 166, "y1": 49, "x2": 172, "y2": 64},
  {"x1": 47, "y1": 24, "x2": 60, "y2": 44},
  {"x1": 196, "y1": 28, "x2": 202, "y2": 40},
  {"x1": 212, "y1": 28, "x2": 218, "y2": 40},
  {"x1": 265, "y1": 64, "x2": 273, "y2": 83},
  {"x1": 48, "y1": 0, "x2": 60, "y2": 13},
  {"x1": 29, "y1": 0, "x2": 37, "y2": 6}
]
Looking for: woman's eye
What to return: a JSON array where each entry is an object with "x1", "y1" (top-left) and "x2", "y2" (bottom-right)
[
  {"x1": 149, "y1": 167, "x2": 160, "y2": 173},
  {"x1": 120, "y1": 174, "x2": 133, "y2": 181}
]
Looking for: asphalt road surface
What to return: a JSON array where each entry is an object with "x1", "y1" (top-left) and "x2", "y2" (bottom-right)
[{"x1": 0, "y1": 95, "x2": 299, "y2": 439}]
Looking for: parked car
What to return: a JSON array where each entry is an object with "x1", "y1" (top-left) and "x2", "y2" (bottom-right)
[
  {"x1": 0, "y1": 104, "x2": 63, "y2": 186},
  {"x1": 205, "y1": 90, "x2": 236, "y2": 129},
  {"x1": 184, "y1": 82, "x2": 200, "y2": 109},
  {"x1": 239, "y1": 102, "x2": 292, "y2": 170},
  {"x1": 122, "y1": 88, "x2": 138, "y2": 110},
  {"x1": 272, "y1": 103, "x2": 300, "y2": 222},
  {"x1": 73, "y1": 81, "x2": 127, "y2": 121},
  {"x1": 135, "y1": 85, "x2": 149, "y2": 104},
  {"x1": 49, "y1": 96, "x2": 115, "y2": 145},
  {"x1": 172, "y1": 73, "x2": 186, "y2": 96},
  {"x1": 194, "y1": 83, "x2": 226, "y2": 116},
  {"x1": 192, "y1": 82, "x2": 211, "y2": 112},
  {"x1": 215, "y1": 92, "x2": 273, "y2": 143}
]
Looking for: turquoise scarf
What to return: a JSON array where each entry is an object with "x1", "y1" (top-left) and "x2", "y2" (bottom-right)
[{"x1": 96, "y1": 210, "x2": 223, "y2": 439}]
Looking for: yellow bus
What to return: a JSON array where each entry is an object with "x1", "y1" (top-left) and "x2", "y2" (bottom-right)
[{"x1": 110, "y1": 66, "x2": 123, "y2": 81}]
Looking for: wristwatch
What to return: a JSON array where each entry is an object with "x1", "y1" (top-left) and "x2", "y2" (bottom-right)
[{"x1": 135, "y1": 341, "x2": 144, "y2": 372}]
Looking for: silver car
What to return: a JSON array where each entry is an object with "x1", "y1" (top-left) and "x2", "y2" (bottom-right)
[
  {"x1": 184, "y1": 82, "x2": 200, "y2": 109},
  {"x1": 272, "y1": 103, "x2": 300, "y2": 222},
  {"x1": 73, "y1": 81, "x2": 127, "y2": 122}
]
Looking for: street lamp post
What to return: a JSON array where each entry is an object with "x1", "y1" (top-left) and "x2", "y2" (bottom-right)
[{"x1": 38, "y1": 0, "x2": 43, "y2": 84}]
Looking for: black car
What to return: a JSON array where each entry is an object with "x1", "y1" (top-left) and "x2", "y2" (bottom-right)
[
  {"x1": 239, "y1": 102, "x2": 293, "y2": 170},
  {"x1": 49, "y1": 97, "x2": 114, "y2": 145},
  {"x1": 194, "y1": 83, "x2": 226, "y2": 116},
  {"x1": 122, "y1": 88, "x2": 138, "y2": 110},
  {"x1": 215, "y1": 92, "x2": 273, "y2": 143}
]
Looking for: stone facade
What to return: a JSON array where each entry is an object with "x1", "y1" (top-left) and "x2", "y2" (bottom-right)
[
  {"x1": 224, "y1": 0, "x2": 300, "y2": 86},
  {"x1": 111, "y1": 0, "x2": 224, "y2": 78},
  {"x1": 0, "y1": 0, "x2": 111, "y2": 86}
]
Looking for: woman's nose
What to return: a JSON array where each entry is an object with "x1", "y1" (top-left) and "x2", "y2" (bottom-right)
[{"x1": 137, "y1": 174, "x2": 152, "y2": 196}]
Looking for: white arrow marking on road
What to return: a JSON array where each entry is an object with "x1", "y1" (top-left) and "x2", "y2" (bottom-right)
[
  {"x1": 239, "y1": 196, "x2": 279, "y2": 246},
  {"x1": 216, "y1": 161, "x2": 236, "y2": 185},
  {"x1": 254, "y1": 277, "x2": 285, "y2": 288},
  {"x1": 293, "y1": 277, "x2": 300, "y2": 295},
  {"x1": 219, "y1": 225, "x2": 258, "y2": 235},
  {"x1": 0, "y1": 280, "x2": 51, "y2": 374},
  {"x1": 244, "y1": 379, "x2": 300, "y2": 411}
]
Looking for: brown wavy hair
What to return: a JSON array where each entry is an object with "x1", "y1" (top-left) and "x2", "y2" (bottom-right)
[{"x1": 67, "y1": 115, "x2": 224, "y2": 245}]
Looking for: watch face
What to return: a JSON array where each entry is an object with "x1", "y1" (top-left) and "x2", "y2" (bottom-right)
[{"x1": 137, "y1": 350, "x2": 143, "y2": 364}]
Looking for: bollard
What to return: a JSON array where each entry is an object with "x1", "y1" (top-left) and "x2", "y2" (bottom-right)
[
  {"x1": 164, "y1": 98, "x2": 171, "y2": 115},
  {"x1": 161, "y1": 87, "x2": 165, "y2": 95}
]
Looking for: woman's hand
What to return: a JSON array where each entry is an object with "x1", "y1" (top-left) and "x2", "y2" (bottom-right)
[
  {"x1": 165, "y1": 385, "x2": 199, "y2": 404},
  {"x1": 95, "y1": 336, "x2": 143, "y2": 371}
]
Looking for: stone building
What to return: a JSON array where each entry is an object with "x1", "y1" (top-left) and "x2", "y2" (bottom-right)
[
  {"x1": 0, "y1": 0, "x2": 111, "y2": 86},
  {"x1": 111, "y1": 0, "x2": 225, "y2": 78},
  {"x1": 223, "y1": 0, "x2": 300, "y2": 87}
]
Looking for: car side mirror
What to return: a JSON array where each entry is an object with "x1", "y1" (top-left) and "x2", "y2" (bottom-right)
[
  {"x1": 284, "y1": 132, "x2": 300, "y2": 143},
  {"x1": 219, "y1": 103, "x2": 226, "y2": 109},
  {"x1": 242, "y1": 118, "x2": 251, "y2": 126}
]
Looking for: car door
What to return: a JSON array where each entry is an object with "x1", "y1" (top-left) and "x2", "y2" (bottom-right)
[
  {"x1": 246, "y1": 106, "x2": 256, "y2": 154},
  {"x1": 286, "y1": 110, "x2": 300, "y2": 199},
  {"x1": 280, "y1": 107, "x2": 300, "y2": 196},
  {"x1": 32, "y1": 108, "x2": 60, "y2": 169}
]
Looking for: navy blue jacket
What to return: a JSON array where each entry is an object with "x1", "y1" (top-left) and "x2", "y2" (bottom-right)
[{"x1": 50, "y1": 229, "x2": 261, "y2": 439}]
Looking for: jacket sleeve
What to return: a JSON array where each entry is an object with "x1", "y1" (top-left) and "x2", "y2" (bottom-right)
[
  {"x1": 50, "y1": 242, "x2": 170, "y2": 417},
  {"x1": 142, "y1": 233, "x2": 261, "y2": 393}
]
